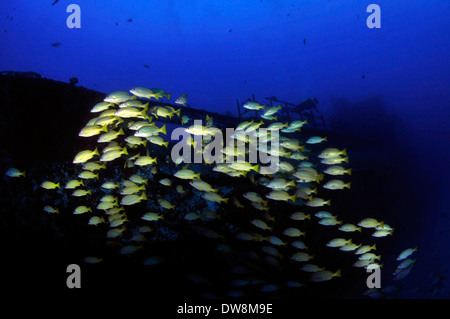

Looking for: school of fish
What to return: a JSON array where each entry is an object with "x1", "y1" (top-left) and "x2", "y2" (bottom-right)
[{"x1": 5, "y1": 87, "x2": 418, "y2": 297}]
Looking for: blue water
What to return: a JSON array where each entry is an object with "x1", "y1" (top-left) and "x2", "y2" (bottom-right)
[{"x1": 1, "y1": 0, "x2": 449, "y2": 301}]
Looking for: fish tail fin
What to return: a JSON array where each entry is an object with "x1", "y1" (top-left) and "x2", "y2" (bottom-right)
[
  {"x1": 342, "y1": 148, "x2": 347, "y2": 156},
  {"x1": 22, "y1": 171, "x2": 26, "y2": 177},
  {"x1": 347, "y1": 168, "x2": 352, "y2": 175},
  {"x1": 123, "y1": 147, "x2": 128, "y2": 156},
  {"x1": 345, "y1": 182, "x2": 351, "y2": 189},
  {"x1": 290, "y1": 195, "x2": 296, "y2": 203},
  {"x1": 306, "y1": 214, "x2": 311, "y2": 220},
  {"x1": 164, "y1": 141, "x2": 169, "y2": 147},
  {"x1": 326, "y1": 199, "x2": 331, "y2": 206},
  {"x1": 118, "y1": 128, "x2": 124, "y2": 135},
  {"x1": 102, "y1": 125, "x2": 108, "y2": 132},
  {"x1": 344, "y1": 157, "x2": 349, "y2": 163},
  {"x1": 262, "y1": 105, "x2": 266, "y2": 110},
  {"x1": 176, "y1": 108, "x2": 181, "y2": 117},
  {"x1": 160, "y1": 124, "x2": 167, "y2": 135},
  {"x1": 335, "y1": 269, "x2": 342, "y2": 278},
  {"x1": 223, "y1": 198, "x2": 229, "y2": 204},
  {"x1": 323, "y1": 137, "x2": 328, "y2": 142},
  {"x1": 87, "y1": 190, "x2": 92, "y2": 195},
  {"x1": 141, "y1": 193, "x2": 148, "y2": 201},
  {"x1": 357, "y1": 227, "x2": 362, "y2": 232},
  {"x1": 166, "y1": 93, "x2": 171, "y2": 100},
  {"x1": 56, "y1": 182, "x2": 61, "y2": 189},
  {"x1": 93, "y1": 148, "x2": 100, "y2": 156},
  {"x1": 143, "y1": 103, "x2": 149, "y2": 112},
  {"x1": 253, "y1": 164, "x2": 259, "y2": 173},
  {"x1": 195, "y1": 173, "x2": 201, "y2": 179}
]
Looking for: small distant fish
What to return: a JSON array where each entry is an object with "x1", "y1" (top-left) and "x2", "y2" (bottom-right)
[
  {"x1": 175, "y1": 94, "x2": 188, "y2": 106},
  {"x1": 397, "y1": 247, "x2": 418, "y2": 261},
  {"x1": 228, "y1": 29, "x2": 232, "y2": 32},
  {"x1": 88, "y1": 216, "x2": 105, "y2": 226},
  {"x1": 52, "y1": 0, "x2": 59, "y2": 6},
  {"x1": 51, "y1": 42, "x2": 61, "y2": 47},
  {"x1": 127, "y1": 18, "x2": 133, "y2": 22},
  {"x1": 84, "y1": 257, "x2": 103, "y2": 264},
  {"x1": 306, "y1": 136, "x2": 327, "y2": 144},
  {"x1": 43, "y1": 205, "x2": 59, "y2": 214},
  {"x1": 243, "y1": 101, "x2": 265, "y2": 111},
  {"x1": 143, "y1": 64, "x2": 150, "y2": 69},
  {"x1": 303, "y1": 38, "x2": 306, "y2": 45},
  {"x1": 5, "y1": 168, "x2": 26, "y2": 178}
]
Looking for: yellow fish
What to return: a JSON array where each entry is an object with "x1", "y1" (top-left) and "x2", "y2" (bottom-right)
[
  {"x1": 114, "y1": 107, "x2": 147, "y2": 119},
  {"x1": 88, "y1": 216, "x2": 105, "y2": 226},
  {"x1": 72, "y1": 189, "x2": 91, "y2": 197},
  {"x1": 189, "y1": 180, "x2": 219, "y2": 193},
  {"x1": 41, "y1": 181, "x2": 60, "y2": 189},
  {"x1": 283, "y1": 228, "x2": 306, "y2": 237},
  {"x1": 100, "y1": 147, "x2": 128, "y2": 162},
  {"x1": 174, "y1": 169, "x2": 201, "y2": 180},
  {"x1": 397, "y1": 247, "x2": 418, "y2": 261},
  {"x1": 104, "y1": 91, "x2": 135, "y2": 103},
  {"x1": 148, "y1": 136, "x2": 169, "y2": 147},
  {"x1": 358, "y1": 218, "x2": 384, "y2": 229},
  {"x1": 159, "y1": 199, "x2": 175, "y2": 210},
  {"x1": 338, "y1": 223, "x2": 362, "y2": 232},
  {"x1": 101, "y1": 181, "x2": 120, "y2": 189},
  {"x1": 74, "y1": 206, "x2": 92, "y2": 215},
  {"x1": 141, "y1": 212, "x2": 164, "y2": 221},
  {"x1": 43, "y1": 205, "x2": 59, "y2": 214},
  {"x1": 120, "y1": 193, "x2": 147, "y2": 206},
  {"x1": 78, "y1": 171, "x2": 99, "y2": 180},
  {"x1": 82, "y1": 162, "x2": 106, "y2": 171},
  {"x1": 326, "y1": 238, "x2": 352, "y2": 248},
  {"x1": 73, "y1": 148, "x2": 100, "y2": 164},
  {"x1": 291, "y1": 252, "x2": 314, "y2": 262},
  {"x1": 318, "y1": 148, "x2": 347, "y2": 159},
  {"x1": 306, "y1": 198, "x2": 330, "y2": 207},
  {"x1": 323, "y1": 180, "x2": 351, "y2": 190},
  {"x1": 97, "y1": 128, "x2": 125, "y2": 143},
  {"x1": 134, "y1": 155, "x2": 158, "y2": 166},
  {"x1": 202, "y1": 192, "x2": 228, "y2": 204},
  {"x1": 324, "y1": 165, "x2": 352, "y2": 176},
  {"x1": 265, "y1": 190, "x2": 296, "y2": 203},
  {"x1": 355, "y1": 244, "x2": 377, "y2": 255},
  {"x1": 250, "y1": 219, "x2": 272, "y2": 231},
  {"x1": 78, "y1": 125, "x2": 108, "y2": 137},
  {"x1": 120, "y1": 184, "x2": 145, "y2": 195},
  {"x1": 90, "y1": 101, "x2": 113, "y2": 113}
]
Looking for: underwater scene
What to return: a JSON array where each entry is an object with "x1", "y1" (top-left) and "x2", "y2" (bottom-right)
[{"x1": 1, "y1": 0, "x2": 449, "y2": 312}]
